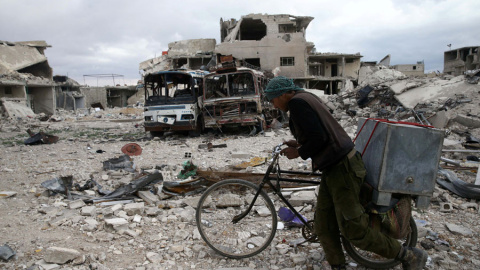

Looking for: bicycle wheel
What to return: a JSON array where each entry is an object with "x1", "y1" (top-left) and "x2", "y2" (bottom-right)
[
  {"x1": 195, "y1": 179, "x2": 277, "y2": 259},
  {"x1": 342, "y1": 217, "x2": 418, "y2": 269}
]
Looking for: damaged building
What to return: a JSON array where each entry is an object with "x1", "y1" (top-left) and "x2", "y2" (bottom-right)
[
  {"x1": 139, "y1": 39, "x2": 216, "y2": 75},
  {"x1": 216, "y1": 14, "x2": 361, "y2": 94},
  {"x1": 0, "y1": 40, "x2": 56, "y2": 116},
  {"x1": 444, "y1": 46, "x2": 480, "y2": 76},
  {"x1": 54, "y1": 75, "x2": 85, "y2": 111},
  {"x1": 391, "y1": 61, "x2": 425, "y2": 77},
  {"x1": 140, "y1": 14, "x2": 362, "y2": 95}
]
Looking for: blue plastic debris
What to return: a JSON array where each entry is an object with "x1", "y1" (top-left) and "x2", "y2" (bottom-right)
[{"x1": 277, "y1": 207, "x2": 308, "y2": 227}]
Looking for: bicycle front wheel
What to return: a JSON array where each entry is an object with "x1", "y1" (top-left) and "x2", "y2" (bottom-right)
[
  {"x1": 342, "y1": 217, "x2": 418, "y2": 269},
  {"x1": 195, "y1": 179, "x2": 277, "y2": 259}
]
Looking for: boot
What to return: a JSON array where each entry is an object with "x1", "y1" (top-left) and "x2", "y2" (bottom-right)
[
  {"x1": 330, "y1": 264, "x2": 346, "y2": 270},
  {"x1": 396, "y1": 246, "x2": 428, "y2": 270}
]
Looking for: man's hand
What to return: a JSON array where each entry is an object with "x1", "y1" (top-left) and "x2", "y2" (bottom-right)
[
  {"x1": 280, "y1": 146, "x2": 300, "y2": 159},
  {"x1": 283, "y1": 139, "x2": 300, "y2": 148}
]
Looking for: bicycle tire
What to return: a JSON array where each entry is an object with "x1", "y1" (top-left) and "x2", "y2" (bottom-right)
[
  {"x1": 195, "y1": 179, "x2": 278, "y2": 259},
  {"x1": 342, "y1": 217, "x2": 418, "y2": 269}
]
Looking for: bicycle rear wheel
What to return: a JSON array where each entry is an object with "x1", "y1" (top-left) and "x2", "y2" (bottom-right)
[
  {"x1": 195, "y1": 179, "x2": 277, "y2": 259},
  {"x1": 342, "y1": 217, "x2": 418, "y2": 269}
]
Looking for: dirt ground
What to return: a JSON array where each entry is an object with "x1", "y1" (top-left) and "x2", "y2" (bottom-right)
[{"x1": 1, "y1": 77, "x2": 480, "y2": 269}]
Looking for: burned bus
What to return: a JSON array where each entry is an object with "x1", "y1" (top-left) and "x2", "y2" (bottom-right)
[
  {"x1": 143, "y1": 70, "x2": 207, "y2": 136},
  {"x1": 202, "y1": 67, "x2": 278, "y2": 132}
]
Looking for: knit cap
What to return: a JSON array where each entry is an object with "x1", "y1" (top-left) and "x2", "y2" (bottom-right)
[{"x1": 264, "y1": 76, "x2": 302, "y2": 101}]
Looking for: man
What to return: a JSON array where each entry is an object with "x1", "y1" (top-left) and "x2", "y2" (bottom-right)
[{"x1": 264, "y1": 76, "x2": 427, "y2": 270}]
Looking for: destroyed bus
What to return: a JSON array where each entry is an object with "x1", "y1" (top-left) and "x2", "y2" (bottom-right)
[
  {"x1": 143, "y1": 70, "x2": 207, "y2": 137},
  {"x1": 202, "y1": 66, "x2": 278, "y2": 132}
]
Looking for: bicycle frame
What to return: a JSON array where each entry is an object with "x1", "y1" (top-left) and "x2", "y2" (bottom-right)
[{"x1": 233, "y1": 143, "x2": 322, "y2": 233}]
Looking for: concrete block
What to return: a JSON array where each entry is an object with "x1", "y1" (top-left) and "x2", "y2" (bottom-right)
[
  {"x1": 452, "y1": 114, "x2": 480, "y2": 128},
  {"x1": 440, "y1": 202, "x2": 453, "y2": 212},
  {"x1": 137, "y1": 190, "x2": 159, "y2": 205},
  {"x1": 231, "y1": 151, "x2": 250, "y2": 159},
  {"x1": 81, "y1": 205, "x2": 96, "y2": 216},
  {"x1": 124, "y1": 202, "x2": 145, "y2": 215},
  {"x1": 44, "y1": 246, "x2": 82, "y2": 264},
  {"x1": 69, "y1": 199, "x2": 86, "y2": 209},
  {"x1": 105, "y1": 218, "x2": 128, "y2": 232},
  {"x1": 289, "y1": 190, "x2": 316, "y2": 206}
]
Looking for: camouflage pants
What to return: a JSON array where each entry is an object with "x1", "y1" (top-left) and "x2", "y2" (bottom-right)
[{"x1": 314, "y1": 152, "x2": 402, "y2": 265}]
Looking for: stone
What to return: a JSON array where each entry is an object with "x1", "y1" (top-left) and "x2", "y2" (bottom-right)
[
  {"x1": 81, "y1": 205, "x2": 96, "y2": 216},
  {"x1": 445, "y1": 223, "x2": 473, "y2": 236},
  {"x1": 137, "y1": 190, "x2": 159, "y2": 205},
  {"x1": 44, "y1": 246, "x2": 82, "y2": 264},
  {"x1": 146, "y1": 252, "x2": 162, "y2": 263},
  {"x1": 105, "y1": 218, "x2": 129, "y2": 232},
  {"x1": 69, "y1": 199, "x2": 86, "y2": 209},
  {"x1": 289, "y1": 190, "x2": 316, "y2": 206},
  {"x1": 170, "y1": 245, "x2": 184, "y2": 252},
  {"x1": 124, "y1": 202, "x2": 145, "y2": 215},
  {"x1": 230, "y1": 151, "x2": 250, "y2": 159}
]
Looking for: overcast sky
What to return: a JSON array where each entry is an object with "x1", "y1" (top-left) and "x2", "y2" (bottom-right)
[{"x1": 1, "y1": 0, "x2": 479, "y2": 86}]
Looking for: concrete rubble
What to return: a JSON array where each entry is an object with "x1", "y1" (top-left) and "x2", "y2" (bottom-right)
[{"x1": 0, "y1": 68, "x2": 479, "y2": 270}]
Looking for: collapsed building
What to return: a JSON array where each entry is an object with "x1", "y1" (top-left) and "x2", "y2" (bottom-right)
[
  {"x1": 54, "y1": 75, "x2": 85, "y2": 111},
  {"x1": 139, "y1": 39, "x2": 216, "y2": 75},
  {"x1": 216, "y1": 14, "x2": 362, "y2": 94},
  {"x1": 0, "y1": 41, "x2": 142, "y2": 119},
  {"x1": 0, "y1": 40, "x2": 56, "y2": 117}
]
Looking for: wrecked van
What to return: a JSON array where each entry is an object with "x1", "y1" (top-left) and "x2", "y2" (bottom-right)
[
  {"x1": 202, "y1": 67, "x2": 276, "y2": 131},
  {"x1": 143, "y1": 70, "x2": 207, "y2": 136}
]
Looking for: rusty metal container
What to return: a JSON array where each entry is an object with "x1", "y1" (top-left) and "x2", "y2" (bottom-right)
[{"x1": 354, "y1": 118, "x2": 445, "y2": 209}]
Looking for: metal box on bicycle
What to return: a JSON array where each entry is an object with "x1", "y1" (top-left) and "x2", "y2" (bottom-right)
[{"x1": 354, "y1": 118, "x2": 445, "y2": 209}]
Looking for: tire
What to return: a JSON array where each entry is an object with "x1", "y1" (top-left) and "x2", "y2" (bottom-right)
[
  {"x1": 342, "y1": 217, "x2": 418, "y2": 269},
  {"x1": 195, "y1": 179, "x2": 277, "y2": 259}
]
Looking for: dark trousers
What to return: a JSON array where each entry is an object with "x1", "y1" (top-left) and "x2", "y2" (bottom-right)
[{"x1": 314, "y1": 152, "x2": 402, "y2": 265}]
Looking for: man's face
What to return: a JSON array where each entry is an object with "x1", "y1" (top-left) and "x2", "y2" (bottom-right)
[{"x1": 270, "y1": 93, "x2": 289, "y2": 112}]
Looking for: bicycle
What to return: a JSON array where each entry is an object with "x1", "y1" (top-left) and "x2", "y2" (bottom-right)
[{"x1": 195, "y1": 143, "x2": 418, "y2": 269}]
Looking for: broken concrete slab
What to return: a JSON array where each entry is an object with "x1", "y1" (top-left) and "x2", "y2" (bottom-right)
[
  {"x1": 1, "y1": 99, "x2": 35, "y2": 118},
  {"x1": 394, "y1": 76, "x2": 469, "y2": 109},
  {"x1": 104, "y1": 218, "x2": 128, "y2": 232},
  {"x1": 44, "y1": 246, "x2": 82, "y2": 264},
  {"x1": 451, "y1": 114, "x2": 480, "y2": 128},
  {"x1": 289, "y1": 190, "x2": 316, "y2": 207},
  {"x1": 445, "y1": 223, "x2": 473, "y2": 236},
  {"x1": 389, "y1": 81, "x2": 423, "y2": 95},
  {"x1": 137, "y1": 190, "x2": 158, "y2": 205},
  {"x1": 124, "y1": 202, "x2": 145, "y2": 216}
]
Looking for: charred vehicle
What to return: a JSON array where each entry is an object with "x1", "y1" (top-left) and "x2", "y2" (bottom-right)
[
  {"x1": 202, "y1": 67, "x2": 278, "y2": 131},
  {"x1": 143, "y1": 70, "x2": 207, "y2": 136}
]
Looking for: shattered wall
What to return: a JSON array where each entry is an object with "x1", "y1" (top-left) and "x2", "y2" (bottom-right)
[
  {"x1": 0, "y1": 84, "x2": 26, "y2": 98},
  {"x1": 106, "y1": 86, "x2": 138, "y2": 108},
  {"x1": 140, "y1": 39, "x2": 216, "y2": 75},
  {"x1": 80, "y1": 87, "x2": 108, "y2": 109},
  {"x1": 216, "y1": 14, "x2": 313, "y2": 78},
  {"x1": 167, "y1": 39, "x2": 216, "y2": 57},
  {"x1": 27, "y1": 86, "x2": 55, "y2": 115}
]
